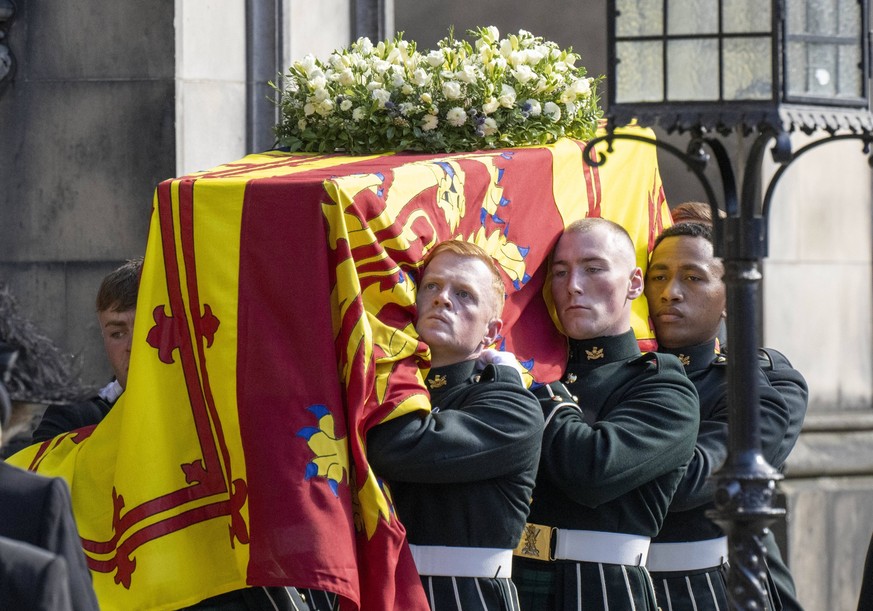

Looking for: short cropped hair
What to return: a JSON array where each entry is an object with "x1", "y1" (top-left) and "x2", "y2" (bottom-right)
[
  {"x1": 652, "y1": 222, "x2": 714, "y2": 254},
  {"x1": 420, "y1": 240, "x2": 506, "y2": 312},
  {"x1": 560, "y1": 217, "x2": 637, "y2": 267},
  {"x1": 96, "y1": 257, "x2": 143, "y2": 313}
]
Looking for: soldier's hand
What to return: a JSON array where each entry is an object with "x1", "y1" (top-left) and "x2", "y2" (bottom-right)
[{"x1": 477, "y1": 348, "x2": 524, "y2": 376}]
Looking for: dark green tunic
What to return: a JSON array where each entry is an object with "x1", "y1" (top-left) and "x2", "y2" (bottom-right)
[
  {"x1": 514, "y1": 330, "x2": 700, "y2": 611},
  {"x1": 367, "y1": 360, "x2": 544, "y2": 611},
  {"x1": 650, "y1": 340, "x2": 808, "y2": 611}
]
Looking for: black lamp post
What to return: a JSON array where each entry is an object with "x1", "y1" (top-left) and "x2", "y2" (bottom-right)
[{"x1": 587, "y1": 1, "x2": 873, "y2": 608}]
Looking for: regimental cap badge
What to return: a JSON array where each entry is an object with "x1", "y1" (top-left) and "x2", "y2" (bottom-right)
[
  {"x1": 679, "y1": 354, "x2": 691, "y2": 367},
  {"x1": 585, "y1": 346, "x2": 604, "y2": 360},
  {"x1": 428, "y1": 374, "x2": 447, "y2": 389}
]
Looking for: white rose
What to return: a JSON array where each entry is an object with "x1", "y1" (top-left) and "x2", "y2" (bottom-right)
[
  {"x1": 482, "y1": 97, "x2": 500, "y2": 114},
  {"x1": 352, "y1": 107, "x2": 366, "y2": 121},
  {"x1": 338, "y1": 68, "x2": 356, "y2": 86},
  {"x1": 456, "y1": 65, "x2": 478, "y2": 84},
  {"x1": 412, "y1": 68, "x2": 429, "y2": 86},
  {"x1": 511, "y1": 65, "x2": 536, "y2": 84},
  {"x1": 544, "y1": 101, "x2": 561, "y2": 121},
  {"x1": 571, "y1": 77, "x2": 592, "y2": 97},
  {"x1": 421, "y1": 113, "x2": 439, "y2": 131},
  {"x1": 426, "y1": 50, "x2": 444, "y2": 67},
  {"x1": 340, "y1": 99, "x2": 353, "y2": 111},
  {"x1": 446, "y1": 106, "x2": 467, "y2": 127},
  {"x1": 498, "y1": 84, "x2": 517, "y2": 108},
  {"x1": 482, "y1": 117, "x2": 498, "y2": 136},
  {"x1": 442, "y1": 81, "x2": 463, "y2": 100},
  {"x1": 525, "y1": 99, "x2": 542, "y2": 117},
  {"x1": 372, "y1": 88, "x2": 391, "y2": 107}
]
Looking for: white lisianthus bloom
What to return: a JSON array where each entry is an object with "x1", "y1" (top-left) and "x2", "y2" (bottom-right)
[
  {"x1": 442, "y1": 81, "x2": 463, "y2": 100},
  {"x1": 297, "y1": 119, "x2": 307, "y2": 131},
  {"x1": 512, "y1": 65, "x2": 536, "y2": 84},
  {"x1": 340, "y1": 99, "x2": 353, "y2": 111},
  {"x1": 316, "y1": 99, "x2": 334, "y2": 116},
  {"x1": 446, "y1": 107, "x2": 467, "y2": 127},
  {"x1": 426, "y1": 50, "x2": 444, "y2": 67},
  {"x1": 412, "y1": 68, "x2": 430, "y2": 86},
  {"x1": 456, "y1": 65, "x2": 478, "y2": 84},
  {"x1": 313, "y1": 87, "x2": 330, "y2": 102},
  {"x1": 525, "y1": 99, "x2": 542, "y2": 117},
  {"x1": 498, "y1": 84, "x2": 517, "y2": 108},
  {"x1": 372, "y1": 88, "x2": 391, "y2": 107},
  {"x1": 352, "y1": 107, "x2": 366, "y2": 121},
  {"x1": 338, "y1": 68, "x2": 355, "y2": 86},
  {"x1": 482, "y1": 117, "x2": 498, "y2": 136},
  {"x1": 420, "y1": 92, "x2": 433, "y2": 104},
  {"x1": 303, "y1": 102, "x2": 316, "y2": 116},
  {"x1": 544, "y1": 101, "x2": 561, "y2": 121},
  {"x1": 482, "y1": 97, "x2": 500, "y2": 114},
  {"x1": 421, "y1": 113, "x2": 439, "y2": 131},
  {"x1": 392, "y1": 72, "x2": 406, "y2": 88}
]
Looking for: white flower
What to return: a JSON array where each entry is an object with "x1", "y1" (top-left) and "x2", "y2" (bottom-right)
[
  {"x1": 401, "y1": 83, "x2": 415, "y2": 95},
  {"x1": 553, "y1": 61, "x2": 568, "y2": 73},
  {"x1": 313, "y1": 87, "x2": 330, "y2": 102},
  {"x1": 484, "y1": 26, "x2": 500, "y2": 42},
  {"x1": 482, "y1": 117, "x2": 498, "y2": 136},
  {"x1": 508, "y1": 50, "x2": 524, "y2": 67},
  {"x1": 456, "y1": 65, "x2": 479, "y2": 84},
  {"x1": 338, "y1": 68, "x2": 356, "y2": 86},
  {"x1": 421, "y1": 113, "x2": 439, "y2": 131},
  {"x1": 426, "y1": 50, "x2": 444, "y2": 67},
  {"x1": 511, "y1": 65, "x2": 536, "y2": 84},
  {"x1": 493, "y1": 56, "x2": 508, "y2": 70},
  {"x1": 482, "y1": 97, "x2": 500, "y2": 114},
  {"x1": 420, "y1": 92, "x2": 433, "y2": 104},
  {"x1": 340, "y1": 99, "x2": 353, "y2": 111},
  {"x1": 358, "y1": 37, "x2": 374, "y2": 55},
  {"x1": 372, "y1": 88, "x2": 391, "y2": 107},
  {"x1": 442, "y1": 81, "x2": 463, "y2": 100},
  {"x1": 316, "y1": 99, "x2": 334, "y2": 116},
  {"x1": 544, "y1": 101, "x2": 561, "y2": 121},
  {"x1": 500, "y1": 39, "x2": 514, "y2": 58},
  {"x1": 446, "y1": 107, "x2": 467, "y2": 127},
  {"x1": 498, "y1": 84, "x2": 516, "y2": 108},
  {"x1": 565, "y1": 101, "x2": 577, "y2": 117},
  {"x1": 399, "y1": 102, "x2": 415, "y2": 116},
  {"x1": 303, "y1": 102, "x2": 316, "y2": 116},
  {"x1": 392, "y1": 71, "x2": 406, "y2": 88},
  {"x1": 352, "y1": 107, "x2": 366, "y2": 121},
  {"x1": 412, "y1": 68, "x2": 430, "y2": 86},
  {"x1": 298, "y1": 119, "x2": 307, "y2": 130},
  {"x1": 525, "y1": 99, "x2": 542, "y2": 116}
]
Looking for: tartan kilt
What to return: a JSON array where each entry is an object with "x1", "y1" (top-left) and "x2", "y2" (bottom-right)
[
  {"x1": 420, "y1": 575, "x2": 522, "y2": 611},
  {"x1": 649, "y1": 565, "x2": 730, "y2": 611},
  {"x1": 513, "y1": 557, "x2": 658, "y2": 610}
]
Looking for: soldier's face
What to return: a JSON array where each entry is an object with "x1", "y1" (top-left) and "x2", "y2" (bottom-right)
[
  {"x1": 550, "y1": 227, "x2": 643, "y2": 340},
  {"x1": 98, "y1": 307, "x2": 135, "y2": 389},
  {"x1": 645, "y1": 235, "x2": 726, "y2": 349},
  {"x1": 415, "y1": 252, "x2": 502, "y2": 368}
]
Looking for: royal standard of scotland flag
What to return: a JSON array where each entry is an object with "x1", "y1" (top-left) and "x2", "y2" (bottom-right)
[{"x1": 10, "y1": 127, "x2": 671, "y2": 610}]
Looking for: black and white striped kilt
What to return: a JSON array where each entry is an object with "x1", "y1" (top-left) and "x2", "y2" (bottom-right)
[
  {"x1": 650, "y1": 566, "x2": 730, "y2": 611},
  {"x1": 514, "y1": 558, "x2": 658, "y2": 610},
  {"x1": 420, "y1": 575, "x2": 522, "y2": 611}
]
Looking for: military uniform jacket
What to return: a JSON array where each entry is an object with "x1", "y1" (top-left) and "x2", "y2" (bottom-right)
[
  {"x1": 650, "y1": 340, "x2": 809, "y2": 611},
  {"x1": 367, "y1": 360, "x2": 543, "y2": 611},
  {"x1": 514, "y1": 330, "x2": 699, "y2": 611}
]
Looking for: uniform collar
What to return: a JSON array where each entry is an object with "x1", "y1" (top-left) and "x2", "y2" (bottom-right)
[
  {"x1": 567, "y1": 329, "x2": 640, "y2": 367},
  {"x1": 424, "y1": 359, "x2": 478, "y2": 399},
  {"x1": 659, "y1": 339, "x2": 720, "y2": 372}
]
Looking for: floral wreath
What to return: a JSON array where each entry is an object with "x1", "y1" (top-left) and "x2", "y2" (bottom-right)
[{"x1": 273, "y1": 26, "x2": 603, "y2": 154}]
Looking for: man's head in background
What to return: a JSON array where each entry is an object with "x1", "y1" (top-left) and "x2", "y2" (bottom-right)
[{"x1": 96, "y1": 258, "x2": 143, "y2": 390}]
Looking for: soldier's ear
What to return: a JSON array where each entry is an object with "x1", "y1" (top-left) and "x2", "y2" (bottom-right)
[
  {"x1": 483, "y1": 318, "x2": 503, "y2": 347},
  {"x1": 627, "y1": 267, "x2": 644, "y2": 300}
]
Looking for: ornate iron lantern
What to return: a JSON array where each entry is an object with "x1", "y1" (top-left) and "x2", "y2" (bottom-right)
[{"x1": 586, "y1": 1, "x2": 873, "y2": 608}]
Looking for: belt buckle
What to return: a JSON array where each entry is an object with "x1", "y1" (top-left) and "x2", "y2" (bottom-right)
[{"x1": 513, "y1": 522, "x2": 555, "y2": 562}]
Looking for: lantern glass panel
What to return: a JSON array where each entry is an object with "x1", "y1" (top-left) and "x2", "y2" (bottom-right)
[
  {"x1": 667, "y1": 39, "x2": 719, "y2": 100},
  {"x1": 667, "y1": 0, "x2": 718, "y2": 35},
  {"x1": 837, "y1": 44, "x2": 862, "y2": 97},
  {"x1": 616, "y1": 0, "x2": 663, "y2": 37},
  {"x1": 616, "y1": 41, "x2": 664, "y2": 102},
  {"x1": 723, "y1": 0, "x2": 771, "y2": 33},
  {"x1": 723, "y1": 37, "x2": 772, "y2": 100}
]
